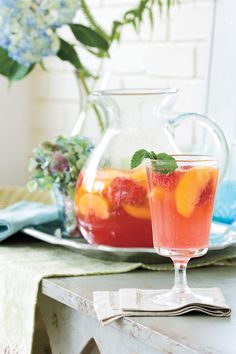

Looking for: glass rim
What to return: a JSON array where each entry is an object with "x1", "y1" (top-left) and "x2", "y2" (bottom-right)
[
  {"x1": 145, "y1": 154, "x2": 218, "y2": 164},
  {"x1": 91, "y1": 88, "x2": 180, "y2": 97}
]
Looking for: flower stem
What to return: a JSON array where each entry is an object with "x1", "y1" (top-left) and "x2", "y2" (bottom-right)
[
  {"x1": 76, "y1": 71, "x2": 105, "y2": 133},
  {"x1": 80, "y1": 0, "x2": 110, "y2": 41}
]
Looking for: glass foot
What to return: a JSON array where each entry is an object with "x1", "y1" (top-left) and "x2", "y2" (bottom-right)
[
  {"x1": 151, "y1": 287, "x2": 215, "y2": 308},
  {"x1": 157, "y1": 247, "x2": 208, "y2": 259}
]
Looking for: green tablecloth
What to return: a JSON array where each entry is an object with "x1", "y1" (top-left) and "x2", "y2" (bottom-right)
[
  {"x1": 0, "y1": 239, "x2": 236, "y2": 354},
  {"x1": 0, "y1": 240, "x2": 142, "y2": 354},
  {"x1": 0, "y1": 186, "x2": 52, "y2": 209}
]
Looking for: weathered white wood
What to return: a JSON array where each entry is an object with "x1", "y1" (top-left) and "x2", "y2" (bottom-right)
[
  {"x1": 39, "y1": 293, "x2": 166, "y2": 354},
  {"x1": 207, "y1": 0, "x2": 236, "y2": 142},
  {"x1": 40, "y1": 268, "x2": 235, "y2": 354}
]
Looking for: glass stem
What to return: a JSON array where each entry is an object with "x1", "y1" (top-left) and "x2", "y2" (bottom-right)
[{"x1": 172, "y1": 258, "x2": 190, "y2": 294}]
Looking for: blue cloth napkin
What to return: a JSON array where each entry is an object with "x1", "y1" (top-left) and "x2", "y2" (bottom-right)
[
  {"x1": 0, "y1": 201, "x2": 58, "y2": 241},
  {"x1": 213, "y1": 181, "x2": 236, "y2": 224}
]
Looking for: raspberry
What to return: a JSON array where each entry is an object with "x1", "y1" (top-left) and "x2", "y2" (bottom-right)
[
  {"x1": 108, "y1": 177, "x2": 146, "y2": 207},
  {"x1": 152, "y1": 171, "x2": 180, "y2": 191},
  {"x1": 198, "y1": 179, "x2": 213, "y2": 205}
]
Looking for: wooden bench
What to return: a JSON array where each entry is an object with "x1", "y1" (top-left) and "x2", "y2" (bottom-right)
[{"x1": 39, "y1": 267, "x2": 235, "y2": 354}]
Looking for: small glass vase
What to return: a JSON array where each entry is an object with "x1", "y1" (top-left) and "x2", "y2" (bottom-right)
[
  {"x1": 71, "y1": 70, "x2": 122, "y2": 144},
  {"x1": 53, "y1": 185, "x2": 80, "y2": 238}
]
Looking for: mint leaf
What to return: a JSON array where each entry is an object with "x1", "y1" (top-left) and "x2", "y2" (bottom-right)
[
  {"x1": 131, "y1": 150, "x2": 177, "y2": 174},
  {"x1": 131, "y1": 149, "x2": 149, "y2": 169},
  {"x1": 150, "y1": 151, "x2": 158, "y2": 159},
  {"x1": 153, "y1": 153, "x2": 177, "y2": 174}
]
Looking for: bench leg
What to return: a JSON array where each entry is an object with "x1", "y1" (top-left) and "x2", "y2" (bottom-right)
[{"x1": 38, "y1": 293, "x2": 162, "y2": 354}]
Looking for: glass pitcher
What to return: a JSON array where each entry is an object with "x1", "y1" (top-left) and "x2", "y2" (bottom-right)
[{"x1": 74, "y1": 89, "x2": 229, "y2": 248}]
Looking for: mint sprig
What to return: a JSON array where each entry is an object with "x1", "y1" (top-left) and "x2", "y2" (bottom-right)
[{"x1": 131, "y1": 149, "x2": 177, "y2": 174}]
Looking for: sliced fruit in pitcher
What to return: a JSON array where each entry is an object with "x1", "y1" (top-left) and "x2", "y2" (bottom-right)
[
  {"x1": 175, "y1": 167, "x2": 211, "y2": 217},
  {"x1": 129, "y1": 169, "x2": 147, "y2": 188},
  {"x1": 123, "y1": 203, "x2": 151, "y2": 219},
  {"x1": 77, "y1": 194, "x2": 109, "y2": 220},
  {"x1": 74, "y1": 188, "x2": 84, "y2": 213},
  {"x1": 107, "y1": 177, "x2": 146, "y2": 207}
]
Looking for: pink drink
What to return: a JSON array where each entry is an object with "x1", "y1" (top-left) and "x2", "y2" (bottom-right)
[{"x1": 147, "y1": 166, "x2": 218, "y2": 250}]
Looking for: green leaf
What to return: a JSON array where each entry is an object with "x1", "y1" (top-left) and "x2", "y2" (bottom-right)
[
  {"x1": 124, "y1": 9, "x2": 136, "y2": 21},
  {"x1": 85, "y1": 47, "x2": 108, "y2": 59},
  {"x1": 80, "y1": 0, "x2": 110, "y2": 41},
  {"x1": 39, "y1": 60, "x2": 48, "y2": 72},
  {"x1": 57, "y1": 38, "x2": 82, "y2": 70},
  {"x1": 69, "y1": 24, "x2": 109, "y2": 51},
  {"x1": 132, "y1": 18, "x2": 139, "y2": 32},
  {"x1": 148, "y1": 8, "x2": 154, "y2": 29},
  {"x1": 157, "y1": 0, "x2": 163, "y2": 15},
  {"x1": 111, "y1": 21, "x2": 122, "y2": 41},
  {"x1": 150, "y1": 151, "x2": 158, "y2": 159},
  {"x1": 152, "y1": 153, "x2": 177, "y2": 174},
  {"x1": 57, "y1": 39, "x2": 93, "y2": 77},
  {"x1": 167, "y1": 0, "x2": 173, "y2": 11},
  {"x1": 0, "y1": 47, "x2": 34, "y2": 81},
  {"x1": 131, "y1": 149, "x2": 177, "y2": 174},
  {"x1": 11, "y1": 64, "x2": 34, "y2": 81},
  {"x1": 131, "y1": 149, "x2": 149, "y2": 169},
  {"x1": 138, "y1": 1, "x2": 146, "y2": 21}
]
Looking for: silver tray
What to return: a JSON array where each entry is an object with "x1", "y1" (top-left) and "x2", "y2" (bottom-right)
[{"x1": 22, "y1": 221, "x2": 236, "y2": 264}]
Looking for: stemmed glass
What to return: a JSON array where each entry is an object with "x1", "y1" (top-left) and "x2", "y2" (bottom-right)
[{"x1": 145, "y1": 155, "x2": 219, "y2": 305}]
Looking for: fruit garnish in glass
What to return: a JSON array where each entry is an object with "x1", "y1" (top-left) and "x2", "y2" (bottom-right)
[{"x1": 131, "y1": 150, "x2": 219, "y2": 305}]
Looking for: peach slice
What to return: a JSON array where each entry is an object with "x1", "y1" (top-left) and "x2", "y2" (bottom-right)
[
  {"x1": 175, "y1": 167, "x2": 211, "y2": 218},
  {"x1": 129, "y1": 169, "x2": 147, "y2": 188},
  {"x1": 151, "y1": 186, "x2": 165, "y2": 200},
  {"x1": 74, "y1": 188, "x2": 84, "y2": 212},
  {"x1": 123, "y1": 204, "x2": 151, "y2": 219},
  {"x1": 93, "y1": 170, "x2": 129, "y2": 195},
  {"x1": 77, "y1": 194, "x2": 109, "y2": 220}
]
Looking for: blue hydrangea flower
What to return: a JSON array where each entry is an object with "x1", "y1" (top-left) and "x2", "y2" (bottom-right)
[{"x1": 0, "y1": 0, "x2": 79, "y2": 66}]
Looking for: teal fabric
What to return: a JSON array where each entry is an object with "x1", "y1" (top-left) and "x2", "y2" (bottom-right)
[{"x1": 0, "y1": 201, "x2": 58, "y2": 241}]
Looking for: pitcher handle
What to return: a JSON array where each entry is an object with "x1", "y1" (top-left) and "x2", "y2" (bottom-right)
[{"x1": 166, "y1": 112, "x2": 230, "y2": 181}]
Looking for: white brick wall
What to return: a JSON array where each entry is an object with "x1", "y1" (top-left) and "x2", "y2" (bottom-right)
[
  {"x1": 0, "y1": 0, "x2": 214, "y2": 185},
  {"x1": 0, "y1": 77, "x2": 32, "y2": 185},
  {"x1": 169, "y1": 1, "x2": 212, "y2": 41},
  {"x1": 30, "y1": 0, "x2": 214, "y2": 148}
]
